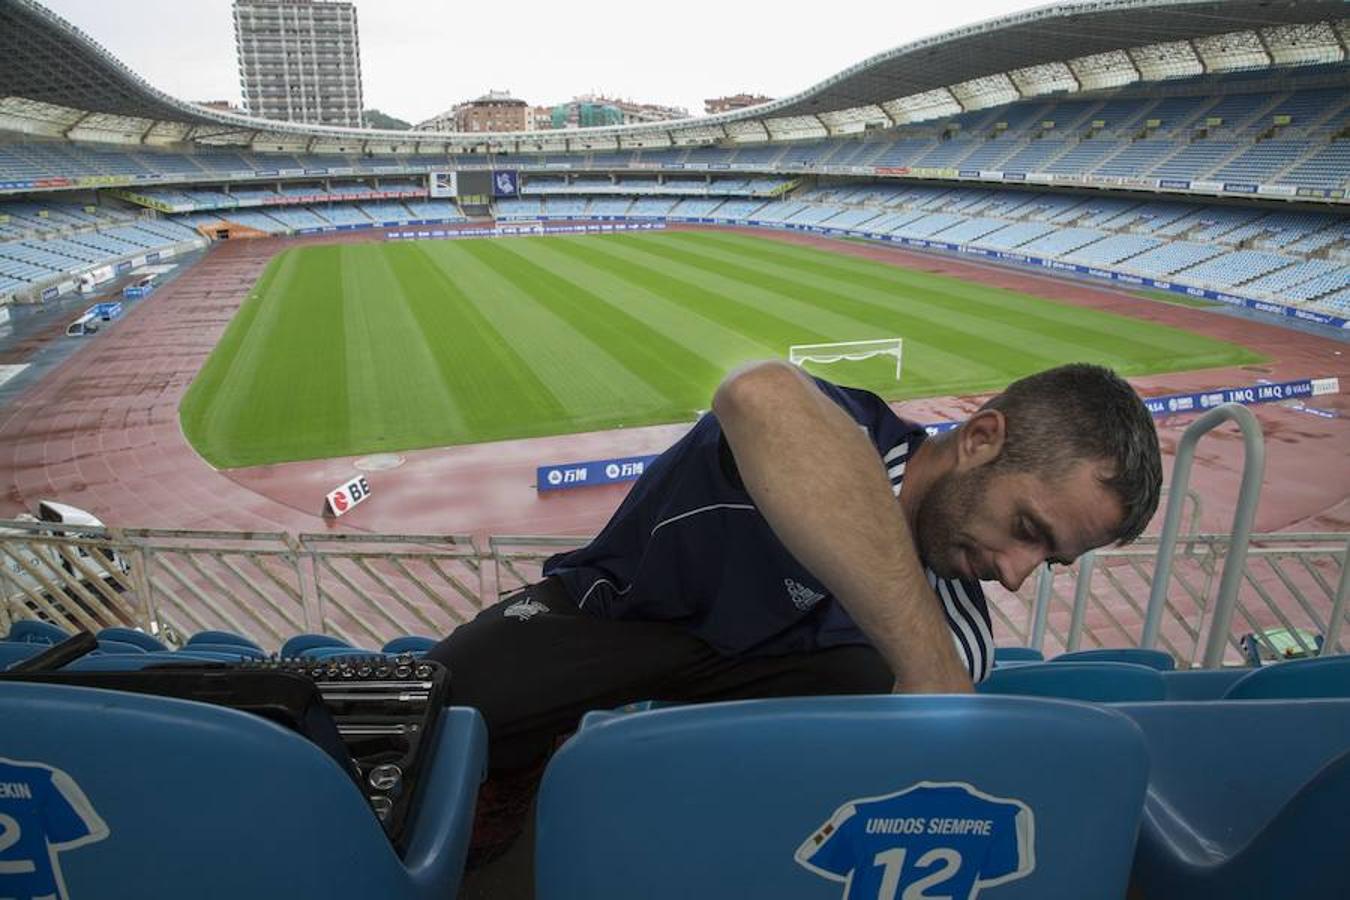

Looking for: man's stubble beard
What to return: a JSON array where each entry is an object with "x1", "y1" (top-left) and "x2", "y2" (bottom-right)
[{"x1": 912, "y1": 464, "x2": 995, "y2": 581}]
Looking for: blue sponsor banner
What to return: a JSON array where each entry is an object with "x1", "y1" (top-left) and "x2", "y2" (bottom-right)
[
  {"x1": 1003, "y1": 172, "x2": 1026, "y2": 182},
  {"x1": 115, "y1": 260, "x2": 132, "y2": 274},
  {"x1": 41, "y1": 286, "x2": 59, "y2": 301},
  {"x1": 537, "y1": 455, "x2": 658, "y2": 492},
  {"x1": 1159, "y1": 178, "x2": 1191, "y2": 190},
  {"x1": 958, "y1": 170, "x2": 980, "y2": 178},
  {"x1": 1139, "y1": 377, "x2": 1338, "y2": 418}
]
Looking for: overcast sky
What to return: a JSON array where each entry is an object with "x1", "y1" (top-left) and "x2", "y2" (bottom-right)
[{"x1": 40, "y1": 0, "x2": 1055, "y2": 124}]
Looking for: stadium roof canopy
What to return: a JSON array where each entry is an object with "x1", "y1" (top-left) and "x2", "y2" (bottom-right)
[{"x1": 0, "y1": 0, "x2": 1347, "y2": 152}]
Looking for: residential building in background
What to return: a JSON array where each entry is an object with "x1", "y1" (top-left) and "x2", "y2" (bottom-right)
[
  {"x1": 416, "y1": 92, "x2": 689, "y2": 133},
  {"x1": 233, "y1": 0, "x2": 364, "y2": 128},
  {"x1": 705, "y1": 93, "x2": 774, "y2": 115},
  {"x1": 539, "y1": 94, "x2": 690, "y2": 130}
]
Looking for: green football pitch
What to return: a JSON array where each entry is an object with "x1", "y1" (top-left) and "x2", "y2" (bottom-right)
[{"x1": 180, "y1": 230, "x2": 1265, "y2": 468}]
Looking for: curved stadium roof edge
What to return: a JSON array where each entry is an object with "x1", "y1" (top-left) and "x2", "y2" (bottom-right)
[{"x1": 0, "y1": 0, "x2": 1346, "y2": 149}]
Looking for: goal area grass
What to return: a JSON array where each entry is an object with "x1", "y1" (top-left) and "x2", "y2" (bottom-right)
[{"x1": 180, "y1": 230, "x2": 1265, "y2": 468}]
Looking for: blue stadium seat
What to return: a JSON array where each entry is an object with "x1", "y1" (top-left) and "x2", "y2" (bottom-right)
[
  {"x1": 177, "y1": 643, "x2": 267, "y2": 660},
  {"x1": 280, "y1": 633, "x2": 351, "y2": 657},
  {"x1": 95, "y1": 640, "x2": 148, "y2": 655},
  {"x1": 1051, "y1": 648, "x2": 1176, "y2": 670},
  {"x1": 382, "y1": 636, "x2": 438, "y2": 655},
  {"x1": 538, "y1": 696, "x2": 1149, "y2": 899},
  {"x1": 185, "y1": 630, "x2": 263, "y2": 651},
  {"x1": 978, "y1": 662, "x2": 1165, "y2": 701},
  {"x1": 5, "y1": 619, "x2": 71, "y2": 644},
  {"x1": 0, "y1": 641, "x2": 44, "y2": 669},
  {"x1": 1117, "y1": 699, "x2": 1350, "y2": 899},
  {"x1": 1223, "y1": 654, "x2": 1350, "y2": 699},
  {"x1": 97, "y1": 627, "x2": 168, "y2": 652},
  {"x1": 0, "y1": 681, "x2": 487, "y2": 900},
  {"x1": 994, "y1": 646, "x2": 1044, "y2": 664},
  {"x1": 1160, "y1": 668, "x2": 1252, "y2": 700}
]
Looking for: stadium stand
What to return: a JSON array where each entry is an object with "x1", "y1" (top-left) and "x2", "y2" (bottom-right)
[{"x1": 1, "y1": 4, "x2": 1349, "y2": 895}]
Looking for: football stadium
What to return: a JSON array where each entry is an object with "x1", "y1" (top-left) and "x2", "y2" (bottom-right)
[{"x1": 0, "y1": 0, "x2": 1347, "y2": 896}]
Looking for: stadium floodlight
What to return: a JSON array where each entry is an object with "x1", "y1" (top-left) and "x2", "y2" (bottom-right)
[{"x1": 789, "y1": 339, "x2": 903, "y2": 380}]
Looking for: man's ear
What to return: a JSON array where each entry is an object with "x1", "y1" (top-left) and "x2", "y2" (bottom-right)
[{"x1": 955, "y1": 409, "x2": 1006, "y2": 472}]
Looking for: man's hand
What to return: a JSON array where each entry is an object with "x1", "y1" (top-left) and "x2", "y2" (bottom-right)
[{"x1": 713, "y1": 361, "x2": 973, "y2": 694}]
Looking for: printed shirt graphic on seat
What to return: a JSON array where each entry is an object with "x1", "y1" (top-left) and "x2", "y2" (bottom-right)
[
  {"x1": 544, "y1": 377, "x2": 994, "y2": 681},
  {"x1": 0, "y1": 758, "x2": 109, "y2": 900},
  {"x1": 796, "y1": 782, "x2": 1034, "y2": 900}
]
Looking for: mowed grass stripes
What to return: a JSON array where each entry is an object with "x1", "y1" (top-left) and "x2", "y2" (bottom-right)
[{"x1": 180, "y1": 231, "x2": 1264, "y2": 468}]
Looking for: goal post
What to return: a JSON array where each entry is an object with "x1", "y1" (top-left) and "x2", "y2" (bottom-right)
[{"x1": 789, "y1": 338, "x2": 903, "y2": 380}]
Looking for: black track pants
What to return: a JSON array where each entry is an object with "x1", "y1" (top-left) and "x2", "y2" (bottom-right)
[{"x1": 425, "y1": 577, "x2": 892, "y2": 771}]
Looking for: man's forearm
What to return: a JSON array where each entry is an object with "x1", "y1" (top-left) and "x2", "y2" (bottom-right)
[{"x1": 712, "y1": 361, "x2": 973, "y2": 694}]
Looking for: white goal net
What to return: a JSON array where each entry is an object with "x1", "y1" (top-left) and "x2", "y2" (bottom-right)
[{"x1": 789, "y1": 338, "x2": 903, "y2": 380}]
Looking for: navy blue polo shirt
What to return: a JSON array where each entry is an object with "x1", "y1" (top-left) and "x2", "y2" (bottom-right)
[{"x1": 543, "y1": 378, "x2": 994, "y2": 682}]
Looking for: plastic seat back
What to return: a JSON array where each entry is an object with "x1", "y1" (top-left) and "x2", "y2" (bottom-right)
[
  {"x1": 979, "y1": 661, "x2": 1165, "y2": 701},
  {"x1": 279, "y1": 633, "x2": 350, "y2": 657},
  {"x1": 1052, "y1": 648, "x2": 1175, "y2": 670},
  {"x1": 185, "y1": 630, "x2": 263, "y2": 651},
  {"x1": 1223, "y1": 654, "x2": 1350, "y2": 699},
  {"x1": 382, "y1": 636, "x2": 438, "y2": 655},
  {"x1": 538, "y1": 695, "x2": 1149, "y2": 900},
  {"x1": 5, "y1": 619, "x2": 70, "y2": 644},
  {"x1": 1160, "y1": 668, "x2": 1251, "y2": 700},
  {"x1": 180, "y1": 643, "x2": 267, "y2": 660},
  {"x1": 994, "y1": 646, "x2": 1044, "y2": 663},
  {"x1": 1117, "y1": 699, "x2": 1350, "y2": 899},
  {"x1": 95, "y1": 639, "x2": 148, "y2": 655},
  {"x1": 97, "y1": 627, "x2": 168, "y2": 652},
  {"x1": 0, "y1": 681, "x2": 487, "y2": 900},
  {"x1": 0, "y1": 641, "x2": 44, "y2": 670}
]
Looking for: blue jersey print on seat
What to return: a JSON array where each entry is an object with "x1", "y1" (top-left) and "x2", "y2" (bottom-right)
[
  {"x1": 796, "y1": 781, "x2": 1034, "y2": 899},
  {"x1": 0, "y1": 758, "x2": 110, "y2": 900}
]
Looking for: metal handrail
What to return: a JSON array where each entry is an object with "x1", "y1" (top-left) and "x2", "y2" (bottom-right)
[{"x1": 1140, "y1": 403, "x2": 1265, "y2": 666}]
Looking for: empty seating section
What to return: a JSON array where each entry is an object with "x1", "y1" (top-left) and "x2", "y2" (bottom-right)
[
  {"x1": 401, "y1": 200, "x2": 466, "y2": 221},
  {"x1": 355, "y1": 201, "x2": 414, "y2": 222},
  {"x1": 1095, "y1": 140, "x2": 1183, "y2": 177},
  {"x1": 1119, "y1": 241, "x2": 1223, "y2": 276},
  {"x1": 1016, "y1": 226, "x2": 1108, "y2": 256},
  {"x1": 1174, "y1": 250, "x2": 1294, "y2": 288},
  {"x1": 1064, "y1": 234, "x2": 1163, "y2": 265},
  {"x1": 494, "y1": 197, "x2": 542, "y2": 219},
  {"x1": 973, "y1": 221, "x2": 1058, "y2": 249}
]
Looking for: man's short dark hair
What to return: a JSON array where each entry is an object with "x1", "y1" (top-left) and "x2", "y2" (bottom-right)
[{"x1": 979, "y1": 363, "x2": 1163, "y2": 545}]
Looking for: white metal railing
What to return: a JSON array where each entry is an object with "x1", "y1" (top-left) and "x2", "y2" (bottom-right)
[{"x1": 2, "y1": 520, "x2": 1344, "y2": 663}]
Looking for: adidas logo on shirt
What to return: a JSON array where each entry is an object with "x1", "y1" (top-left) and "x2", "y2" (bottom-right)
[{"x1": 785, "y1": 578, "x2": 826, "y2": 612}]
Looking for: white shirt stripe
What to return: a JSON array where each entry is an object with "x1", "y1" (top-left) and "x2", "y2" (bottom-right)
[
  {"x1": 883, "y1": 442, "x2": 909, "y2": 464},
  {"x1": 953, "y1": 580, "x2": 995, "y2": 681},
  {"x1": 937, "y1": 579, "x2": 985, "y2": 681},
  {"x1": 888, "y1": 462, "x2": 906, "y2": 479}
]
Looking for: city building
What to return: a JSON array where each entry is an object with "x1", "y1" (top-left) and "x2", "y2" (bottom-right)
[
  {"x1": 540, "y1": 94, "x2": 690, "y2": 130},
  {"x1": 233, "y1": 0, "x2": 364, "y2": 128},
  {"x1": 417, "y1": 91, "x2": 534, "y2": 133},
  {"x1": 705, "y1": 93, "x2": 774, "y2": 115}
]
